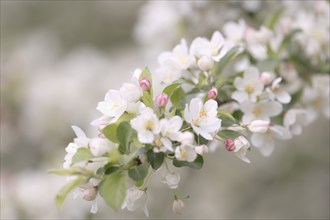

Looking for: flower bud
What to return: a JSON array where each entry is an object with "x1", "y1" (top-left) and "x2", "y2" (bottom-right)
[
  {"x1": 173, "y1": 199, "x2": 185, "y2": 215},
  {"x1": 163, "y1": 172, "x2": 181, "y2": 189},
  {"x1": 260, "y1": 72, "x2": 274, "y2": 85},
  {"x1": 139, "y1": 77, "x2": 151, "y2": 91},
  {"x1": 247, "y1": 120, "x2": 269, "y2": 133},
  {"x1": 81, "y1": 185, "x2": 98, "y2": 201},
  {"x1": 155, "y1": 93, "x2": 169, "y2": 107},
  {"x1": 89, "y1": 137, "x2": 112, "y2": 157},
  {"x1": 224, "y1": 139, "x2": 235, "y2": 151},
  {"x1": 208, "y1": 87, "x2": 218, "y2": 99},
  {"x1": 198, "y1": 56, "x2": 214, "y2": 71}
]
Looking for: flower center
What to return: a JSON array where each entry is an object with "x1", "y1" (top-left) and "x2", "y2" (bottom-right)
[
  {"x1": 244, "y1": 84, "x2": 255, "y2": 94},
  {"x1": 253, "y1": 106, "x2": 263, "y2": 116},
  {"x1": 146, "y1": 120, "x2": 155, "y2": 130}
]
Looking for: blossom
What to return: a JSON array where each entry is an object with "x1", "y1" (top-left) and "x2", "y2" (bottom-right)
[
  {"x1": 208, "y1": 87, "x2": 218, "y2": 99},
  {"x1": 120, "y1": 82, "x2": 143, "y2": 103},
  {"x1": 232, "y1": 67, "x2": 264, "y2": 103},
  {"x1": 130, "y1": 107, "x2": 161, "y2": 143},
  {"x1": 172, "y1": 199, "x2": 185, "y2": 215},
  {"x1": 283, "y1": 109, "x2": 309, "y2": 135},
  {"x1": 184, "y1": 98, "x2": 221, "y2": 140},
  {"x1": 251, "y1": 125, "x2": 291, "y2": 156},
  {"x1": 175, "y1": 143, "x2": 197, "y2": 162},
  {"x1": 89, "y1": 137, "x2": 113, "y2": 157},
  {"x1": 222, "y1": 19, "x2": 246, "y2": 44},
  {"x1": 232, "y1": 136, "x2": 251, "y2": 163},
  {"x1": 240, "y1": 100, "x2": 282, "y2": 124},
  {"x1": 155, "y1": 93, "x2": 169, "y2": 107},
  {"x1": 246, "y1": 120, "x2": 270, "y2": 133},
  {"x1": 73, "y1": 181, "x2": 99, "y2": 214},
  {"x1": 122, "y1": 186, "x2": 149, "y2": 217},
  {"x1": 159, "y1": 116, "x2": 182, "y2": 149},
  {"x1": 139, "y1": 77, "x2": 151, "y2": 91},
  {"x1": 96, "y1": 90, "x2": 127, "y2": 119},
  {"x1": 267, "y1": 77, "x2": 291, "y2": 104},
  {"x1": 156, "y1": 59, "x2": 182, "y2": 85},
  {"x1": 162, "y1": 172, "x2": 181, "y2": 189}
]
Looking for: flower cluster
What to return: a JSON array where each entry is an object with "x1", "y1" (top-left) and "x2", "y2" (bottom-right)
[{"x1": 51, "y1": 2, "x2": 329, "y2": 217}]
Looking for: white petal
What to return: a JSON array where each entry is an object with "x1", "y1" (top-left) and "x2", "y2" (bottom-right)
[
  {"x1": 261, "y1": 101, "x2": 283, "y2": 117},
  {"x1": 204, "y1": 100, "x2": 218, "y2": 117},
  {"x1": 232, "y1": 91, "x2": 248, "y2": 103},
  {"x1": 138, "y1": 130, "x2": 154, "y2": 144},
  {"x1": 259, "y1": 140, "x2": 274, "y2": 157},
  {"x1": 276, "y1": 90, "x2": 291, "y2": 104},
  {"x1": 169, "y1": 116, "x2": 183, "y2": 131}
]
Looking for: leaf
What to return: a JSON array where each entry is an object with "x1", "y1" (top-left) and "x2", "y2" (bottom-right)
[
  {"x1": 48, "y1": 168, "x2": 92, "y2": 176},
  {"x1": 173, "y1": 154, "x2": 204, "y2": 169},
  {"x1": 170, "y1": 87, "x2": 185, "y2": 107},
  {"x1": 128, "y1": 164, "x2": 149, "y2": 181},
  {"x1": 264, "y1": 6, "x2": 285, "y2": 30},
  {"x1": 117, "y1": 122, "x2": 134, "y2": 154},
  {"x1": 217, "y1": 129, "x2": 242, "y2": 140},
  {"x1": 256, "y1": 58, "x2": 279, "y2": 72},
  {"x1": 99, "y1": 173, "x2": 126, "y2": 211},
  {"x1": 55, "y1": 176, "x2": 86, "y2": 209},
  {"x1": 163, "y1": 82, "x2": 182, "y2": 96},
  {"x1": 218, "y1": 110, "x2": 238, "y2": 127},
  {"x1": 72, "y1": 148, "x2": 93, "y2": 164},
  {"x1": 215, "y1": 46, "x2": 243, "y2": 76},
  {"x1": 146, "y1": 150, "x2": 164, "y2": 170},
  {"x1": 103, "y1": 113, "x2": 135, "y2": 143}
]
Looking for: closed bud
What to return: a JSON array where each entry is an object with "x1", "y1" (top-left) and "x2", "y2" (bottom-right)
[
  {"x1": 139, "y1": 77, "x2": 151, "y2": 91},
  {"x1": 198, "y1": 56, "x2": 214, "y2": 71},
  {"x1": 225, "y1": 139, "x2": 235, "y2": 152},
  {"x1": 81, "y1": 185, "x2": 98, "y2": 201},
  {"x1": 208, "y1": 87, "x2": 218, "y2": 99},
  {"x1": 260, "y1": 72, "x2": 274, "y2": 85},
  {"x1": 155, "y1": 93, "x2": 169, "y2": 107},
  {"x1": 173, "y1": 199, "x2": 185, "y2": 215},
  {"x1": 247, "y1": 120, "x2": 269, "y2": 133}
]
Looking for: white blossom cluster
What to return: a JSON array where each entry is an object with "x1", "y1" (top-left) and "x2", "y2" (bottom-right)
[{"x1": 53, "y1": 1, "x2": 329, "y2": 217}]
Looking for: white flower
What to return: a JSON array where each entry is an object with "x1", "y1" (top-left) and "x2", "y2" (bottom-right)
[
  {"x1": 73, "y1": 180, "x2": 99, "y2": 214},
  {"x1": 96, "y1": 90, "x2": 127, "y2": 119},
  {"x1": 251, "y1": 125, "x2": 291, "y2": 156},
  {"x1": 233, "y1": 136, "x2": 251, "y2": 163},
  {"x1": 240, "y1": 100, "x2": 283, "y2": 124},
  {"x1": 89, "y1": 137, "x2": 113, "y2": 157},
  {"x1": 162, "y1": 172, "x2": 181, "y2": 189},
  {"x1": 232, "y1": 67, "x2": 264, "y2": 103},
  {"x1": 168, "y1": 39, "x2": 195, "y2": 69},
  {"x1": 156, "y1": 59, "x2": 182, "y2": 85},
  {"x1": 158, "y1": 116, "x2": 183, "y2": 151},
  {"x1": 72, "y1": 125, "x2": 89, "y2": 147},
  {"x1": 175, "y1": 143, "x2": 197, "y2": 162},
  {"x1": 223, "y1": 19, "x2": 246, "y2": 43},
  {"x1": 122, "y1": 186, "x2": 149, "y2": 217},
  {"x1": 119, "y1": 82, "x2": 143, "y2": 103},
  {"x1": 195, "y1": 144, "x2": 208, "y2": 155},
  {"x1": 246, "y1": 120, "x2": 270, "y2": 133},
  {"x1": 172, "y1": 199, "x2": 185, "y2": 215},
  {"x1": 284, "y1": 109, "x2": 309, "y2": 135},
  {"x1": 197, "y1": 56, "x2": 214, "y2": 71},
  {"x1": 267, "y1": 77, "x2": 291, "y2": 104},
  {"x1": 130, "y1": 107, "x2": 161, "y2": 143},
  {"x1": 184, "y1": 98, "x2": 221, "y2": 140}
]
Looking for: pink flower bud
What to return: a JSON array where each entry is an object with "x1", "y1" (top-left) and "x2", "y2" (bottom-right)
[
  {"x1": 260, "y1": 72, "x2": 274, "y2": 85},
  {"x1": 225, "y1": 139, "x2": 235, "y2": 152},
  {"x1": 208, "y1": 87, "x2": 218, "y2": 99},
  {"x1": 155, "y1": 93, "x2": 169, "y2": 107},
  {"x1": 139, "y1": 77, "x2": 151, "y2": 91}
]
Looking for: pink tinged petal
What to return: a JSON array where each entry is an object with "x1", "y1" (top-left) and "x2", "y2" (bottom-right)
[
  {"x1": 247, "y1": 120, "x2": 269, "y2": 133},
  {"x1": 276, "y1": 90, "x2": 291, "y2": 104},
  {"x1": 138, "y1": 130, "x2": 154, "y2": 144},
  {"x1": 232, "y1": 91, "x2": 249, "y2": 103}
]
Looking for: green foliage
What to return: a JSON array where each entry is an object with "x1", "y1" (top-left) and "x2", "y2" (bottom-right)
[
  {"x1": 257, "y1": 58, "x2": 279, "y2": 72},
  {"x1": 99, "y1": 173, "x2": 126, "y2": 211},
  {"x1": 163, "y1": 82, "x2": 182, "y2": 96},
  {"x1": 146, "y1": 150, "x2": 164, "y2": 170},
  {"x1": 214, "y1": 46, "x2": 243, "y2": 76},
  {"x1": 170, "y1": 87, "x2": 185, "y2": 107},
  {"x1": 218, "y1": 110, "x2": 238, "y2": 127},
  {"x1": 140, "y1": 67, "x2": 154, "y2": 108},
  {"x1": 72, "y1": 148, "x2": 93, "y2": 164},
  {"x1": 103, "y1": 113, "x2": 135, "y2": 143},
  {"x1": 117, "y1": 121, "x2": 134, "y2": 154},
  {"x1": 173, "y1": 154, "x2": 204, "y2": 169},
  {"x1": 55, "y1": 176, "x2": 86, "y2": 209},
  {"x1": 217, "y1": 129, "x2": 242, "y2": 140},
  {"x1": 128, "y1": 164, "x2": 149, "y2": 181},
  {"x1": 264, "y1": 6, "x2": 285, "y2": 30},
  {"x1": 48, "y1": 168, "x2": 93, "y2": 177}
]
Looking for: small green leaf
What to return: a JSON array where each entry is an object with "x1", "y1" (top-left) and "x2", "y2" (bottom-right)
[
  {"x1": 173, "y1": 154, "x2": 204, "y2": 169},
  {"x1": 215, "y1": 46, "x2": 243, "y2": 76},
  {"x1": 103, "y1": 113, "x2": 135, "y2": 143},
  {"x1": 128, "y1": 164, "x2": 149, "y2": 181},
  {"x1": 141, "y1": 90, "x2": 154, "y2": 108},
  {"x1": 48, "y1": 168, "x2": 92, "y2": 176},
  {"x1": 256, "y1": 58, "x2": 279, "y2": 72},
  {"x1": 99, "y1": 173, "x2": 126, "y2": 211},
  {"x1": 163, "y1": 82, "x2": 182, "y2": 96},
  {"x1": 72, "y1": 148, "x2": 93, "y2": 164},
  {"x1": 170, "y1": 87, "x2": 185, "y2": 107},
  {"x1": 217, "y1": 129, "x2": 242, "y2": 140},
  {"x1": 218, "y1": 110, "x2": 238, "y2": 127},
  {"x1": 117, "y1": 122, "x2": 134, "y2": 154},
  {"x1": 146, "y1": 150, "x2": 164, "y2": 170},
  {"x1": 55, "y1": 176, "x2": 86, "y2": 209},
  {"x1": 264, "y1": 6, "x2": 285, "y2": 30}
]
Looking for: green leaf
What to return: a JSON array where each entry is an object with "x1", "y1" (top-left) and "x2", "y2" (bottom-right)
[
  {"x1": 55, "y1": 176, "x2": 86, "y2": 209},
  {"x1": 139, "y1": 67, "x2": 152, "y2": 82},
  {"x1": 117, "y1": 122, "x2": 134, "y2": 154},
  {"x1": 214, "y1": 46, "x2": 243, "y2": 76},
  {"x1": 218, "y1": 110, "x2": 238, "y2": 127},
  {"x1": 72, "y1": 148, "x2": 93, "y2": 164},
  {"x1": 163, "y1": 82, "x2": 182, "y2": 96},
  {"x1": 128, "y1": 164, "x2": 149, "y2": 181},
  {"x1": 217, "y1": 129, "x2": 242, "y2": 140},
  {"x1": 256, "y1": 58, "x2": 279, "y2": 72},
  {"x1": 264, "y1": 6, "x2": 285, "y2": 30},
  {"x1": 170, "y1": 87, "x2": 184, "y2": 107},
  {"x1": 99, "y1": 173, "x2": 126, "y2": 211},
  {"x1": 146, "y1": 150, "x2": 164, "y2": 170},
  {"x1": 48, "y1": 168, "x2": 92, "y2": 176},
  {"x1": 103, "y1": 113, "x2": 135, "y2": 143},
  {"x1": 173, "y1": 154, "x2": 204, "y2": 169}
]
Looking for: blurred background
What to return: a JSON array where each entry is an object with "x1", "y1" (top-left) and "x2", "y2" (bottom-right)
[{"x1": 1, "y1": 1, "x2": 329, "y2": 219}]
